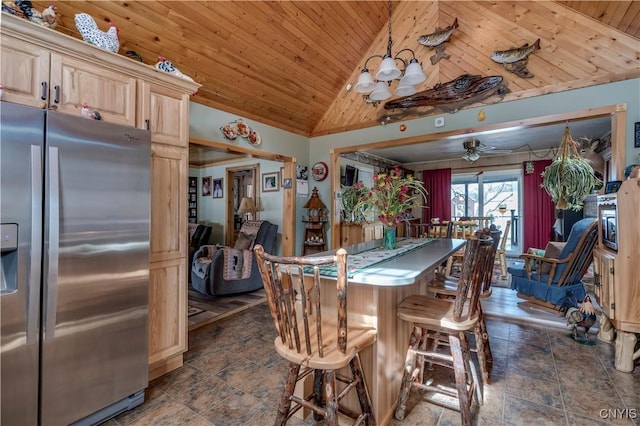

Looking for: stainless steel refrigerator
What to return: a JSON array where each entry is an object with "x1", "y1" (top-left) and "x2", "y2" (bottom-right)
[{"x1": 1, "y1": 102, "x2": 151, "y2": 425}]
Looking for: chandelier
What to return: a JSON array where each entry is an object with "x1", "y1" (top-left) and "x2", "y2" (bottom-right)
[{"x1": 355, "y1": 0, "x2": 426, "y2": 105}]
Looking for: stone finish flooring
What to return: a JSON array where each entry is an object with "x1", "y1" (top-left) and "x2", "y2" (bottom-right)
[{"x1": 107, "y1": 296, "x2": 640, "y2": 426}]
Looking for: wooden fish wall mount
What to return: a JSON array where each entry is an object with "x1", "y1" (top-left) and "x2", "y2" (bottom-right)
[
  {"x1": 378, "y1": 74, "x2": 510, "y2": 124},
  {"x1": 417, "y1": 18, "x2": 459, "y2": 65},
  {"x1": 491, "y1": 39, "x2": 541, "y2": 78}
]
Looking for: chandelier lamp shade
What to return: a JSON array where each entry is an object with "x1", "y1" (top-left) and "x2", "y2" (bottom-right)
[{"x1": 355, "y1": 0, "x2": 426, "y2": 104}]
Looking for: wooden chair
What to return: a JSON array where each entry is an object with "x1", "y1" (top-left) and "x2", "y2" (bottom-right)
[
  {"x1": 427, "y1": 233, "x2": 498, "y2": 384},
  {"x1": 253, "y1": 244, "x2": 376, "y2": 426},
  {"x1": 394, "y1": 237, "x2": 493, "y2": 425},
  {"x1": 450, "y1": 220, "x2": 478, "y2": 239},
  {"x1": 444, "y1": 219, "x2": 482, "y2": 275},
  {"x1": 496, "y1": 220, "x2": 511, "y2": 279},
  {"x1": 508, "y1": 218, "x2": 597, "y2": 308},
  {"x1": 407, "y1": 221, "x2": 454, "y2": 238}
]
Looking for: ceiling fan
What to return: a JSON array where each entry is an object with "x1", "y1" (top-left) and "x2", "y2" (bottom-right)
[{"x1": 462, "y1": 139, "x2": 512, "y2": 162}]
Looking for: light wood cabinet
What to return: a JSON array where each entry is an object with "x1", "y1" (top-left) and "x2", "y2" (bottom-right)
[
  {"x1": 594, "y1": 179, "x2": 640, "y2": 372},
  {"x1": 0, "y1": 36, "x2": 50, "y2": 108},
  {"x1": 2, "y1": 14, "x2": 199, "y2": 380},
  {"x1": 1, "y1": 34, "x2": 137, "y2": 125},
  {"x1": 139, "y1": 81, "x2": 190, "y2": 147},
  {"x1": 51, "y1": 53, "x2": 137, "y2": 126},
  {"x1": 148, "y1": 258, "x2": 187, "y2": 371}
]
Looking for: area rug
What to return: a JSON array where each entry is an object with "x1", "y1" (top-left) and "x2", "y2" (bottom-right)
[{"x1": 188, "y1": 288, "x2": 267, "y2": 331}]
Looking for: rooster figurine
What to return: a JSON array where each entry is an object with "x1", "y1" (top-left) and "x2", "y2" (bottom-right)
[
  {"x1": 559, "y1": 292, "x2": 598, "y2": 343},
  {"x1": 40, "y1": 4, "x2": 57, "y2": 28},
  {"x1": 154, "y1": 56, "x2": 195, "y2": 82},
  {"x1": 81, "y1": 103, "x2": 101, "y2": 120},
  {"x1": 74, "y1": 13, "x2": 119, "y2": 53}
]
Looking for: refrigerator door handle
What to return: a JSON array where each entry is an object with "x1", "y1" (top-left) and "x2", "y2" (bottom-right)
[
  {"x1": 27, "y1": 146, "x2": 43, "y2": 345},
  {"x1": 44, "y1": 146, "x2": 60, "y2": 340}
]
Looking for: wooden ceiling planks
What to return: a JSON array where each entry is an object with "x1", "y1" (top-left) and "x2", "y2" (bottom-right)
[{"x1": 23, "y1": 1, "x2": 640, "y2": 137}]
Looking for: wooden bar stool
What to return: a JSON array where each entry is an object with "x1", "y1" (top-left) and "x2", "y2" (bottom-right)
[
  {"x1": 254, "y1": 244, "x2": 377, "y2": 426},
  {"x1": 394, "y1": 237, "x2": 493, "y2": 425},
  {"x1": 427, "y1": 233, "x2": 498, "y2": 384}
]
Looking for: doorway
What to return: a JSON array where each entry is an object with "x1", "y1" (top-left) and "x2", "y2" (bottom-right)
[
  {"x1": 451, "y1": 169, "x2": 521, "y2": 254},
  {"x1": 225, "y1": 165, "x2": 259, "y2": 246}
]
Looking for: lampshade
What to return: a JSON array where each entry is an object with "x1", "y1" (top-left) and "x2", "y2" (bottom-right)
[
  {"x1": 464, "y1": 152, "x2": 480, "y2": 162},
  {"x1": 375, "y1": 56, "x2": 402, "y2": 81},
  {"x1": 355, "y1": 69, "x2": 376, "y2": 93},
  {"x1": 238, "y1": 197, "x2": 256, "y2": 213},
  {"x1": 394, "y1": 80, "x2": 416, "y2": 97},
  {"x1": 369, "y1": 82, "x2": 392, "y2": 101},
  {"x1": 402, "y1": 59, "x2": 427, "y2": 85}
]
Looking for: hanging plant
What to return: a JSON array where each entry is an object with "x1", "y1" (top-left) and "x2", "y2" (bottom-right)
[{"x1": 541, "y1": 125, "x2": 602, "y2": 211}]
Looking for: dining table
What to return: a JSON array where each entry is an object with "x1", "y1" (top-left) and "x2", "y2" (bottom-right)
[{"x1": 299, "y1": 237, "x2": 466, "y2": 425}]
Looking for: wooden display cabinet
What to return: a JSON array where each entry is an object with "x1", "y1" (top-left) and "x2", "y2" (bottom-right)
[
  {"x1": 594, "y1": 178, "x2": 640, "y2": 372},
  {"x1": 303, "y1": 220, "x2": 327, "y2": 255}
]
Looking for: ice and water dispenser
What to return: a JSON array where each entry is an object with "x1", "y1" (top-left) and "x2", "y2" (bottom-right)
[{"x1": 1, "y1": 223, "x2": 18, "y2": 293}]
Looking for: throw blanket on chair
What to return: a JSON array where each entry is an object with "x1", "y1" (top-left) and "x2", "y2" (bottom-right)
[
  {"x1": 192, "y1": 245, "x2": 217, "y2": 279},
  {"x1": 223, "y1": 248, "x2": 253, "y2": 280}
]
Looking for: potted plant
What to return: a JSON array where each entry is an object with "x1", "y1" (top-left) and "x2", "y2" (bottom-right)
[
  {"x1": 340, "y1": 183, "x2": 369, "y2": 224},
  {"x1": 541, "y1": 126, "x2": 602, "y2": 211}
]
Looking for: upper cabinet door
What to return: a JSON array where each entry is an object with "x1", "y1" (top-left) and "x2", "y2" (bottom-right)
[
  {"x1": 49, "y1": 53, "x2": 137, "y2": 126},
  {"x1": 1, "y1": 36, "x2": 50, "y2": 108},
  {"x1": 139, "y1": 81, "x2": 189, "y2": 147}
]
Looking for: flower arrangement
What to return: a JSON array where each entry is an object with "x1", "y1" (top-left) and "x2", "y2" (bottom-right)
[{"x1": 354, "y1": 166, "x2": 428, "y2": 227}]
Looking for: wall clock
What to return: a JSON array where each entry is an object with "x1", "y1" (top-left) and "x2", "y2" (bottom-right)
[{"x1": 311, "y1": 161, "x2": 328, "y2": 182}]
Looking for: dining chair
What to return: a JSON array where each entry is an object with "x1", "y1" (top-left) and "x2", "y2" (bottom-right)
[
  {"x1": 253, "y1": 244, "x2": 377, "y2": 426},
  {"x1": 496, "y1": 220, "x2": 511, "y2": 278},
  {"x1": 394, "y1": 237, "x2": 493, "y2": 425},
  {"x1": 408, "y1": 221, "x2": 454, "y2": 238}
]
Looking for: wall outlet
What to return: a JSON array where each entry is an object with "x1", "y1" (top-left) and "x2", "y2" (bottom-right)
[{"x1": 434, "y1": 117, "x2": 445, "y2": 128}]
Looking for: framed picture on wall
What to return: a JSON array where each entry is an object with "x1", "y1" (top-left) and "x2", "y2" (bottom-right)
[
  {"x1": 212, "y1": 178, "x2": 223, "y2": 198},
  {"x1": 201, "y1": 176, "x2": 212, "y2": 196},
  {"x1": 262, "y1": 172, "x2": 280, "y2": 192}
]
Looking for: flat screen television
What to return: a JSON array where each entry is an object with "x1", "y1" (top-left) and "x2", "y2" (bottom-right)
[{"x1": 344, "y1": 165, "x2": 358, "y2": 186}]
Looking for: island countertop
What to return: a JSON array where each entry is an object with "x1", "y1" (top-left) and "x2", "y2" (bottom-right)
[{"x1": 310, "y1": 237, "x2": 466, "y2": 286}]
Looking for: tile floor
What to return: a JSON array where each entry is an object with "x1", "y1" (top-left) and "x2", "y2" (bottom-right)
[{"x1": 107, "y1": 289, "x2": 640, "y2": 426}]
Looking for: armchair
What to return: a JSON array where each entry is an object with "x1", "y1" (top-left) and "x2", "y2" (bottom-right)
[
  {"x1": 188, "y1": 223, "x2": 212, "y2": 270},
  {"x1": 190, "y1": 220, "x2": 278, "y2": 296},
  {"x1": 508, "y1": 218, "x2": 597, "y2": 307}
]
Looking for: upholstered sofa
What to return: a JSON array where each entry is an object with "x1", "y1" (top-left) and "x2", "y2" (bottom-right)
[{"x1": 190, "y1": 220, "x2": 278, "y2": 296}]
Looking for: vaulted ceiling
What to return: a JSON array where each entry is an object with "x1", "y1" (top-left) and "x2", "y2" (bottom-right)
[{"x1": 29, "y1": 1, "x2": 640, "y2": 137}]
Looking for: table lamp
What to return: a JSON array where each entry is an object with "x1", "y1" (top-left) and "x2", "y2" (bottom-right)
[{"x1": 238, "y1": 197, "x2": 257, "y2": 222}]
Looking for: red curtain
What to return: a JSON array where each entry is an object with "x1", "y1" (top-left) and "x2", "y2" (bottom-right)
[
  {"x1": 421, "y1": 168, "x2": 452, "y2": 223},
  {"x1": 522, "y1": 160, "x2": 555, "y2": 251}
]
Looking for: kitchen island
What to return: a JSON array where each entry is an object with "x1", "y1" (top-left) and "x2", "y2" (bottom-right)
[{"x1": 302, "y1": 237, "x2": 466, "y2": 425}]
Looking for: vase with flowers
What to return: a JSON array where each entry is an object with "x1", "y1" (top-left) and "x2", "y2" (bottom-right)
[{"x1": 354, "y1": 166, "x2": 428, "y2": 250}]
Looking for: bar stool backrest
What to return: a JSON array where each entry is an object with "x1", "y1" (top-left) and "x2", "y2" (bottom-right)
[
  {"x1": 254, "y1": 244, "x2": 348, "y2": 357},
  {"x1": 452, "y1": 237, "x2": 494, "y2": 322}
]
